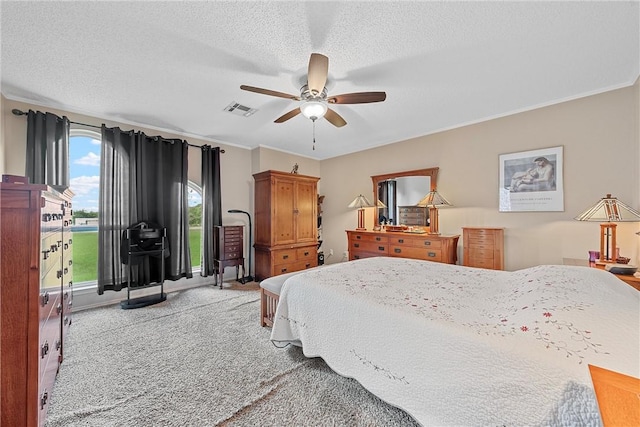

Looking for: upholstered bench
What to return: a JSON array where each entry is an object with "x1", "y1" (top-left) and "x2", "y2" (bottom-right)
[{"x1": 259, "y1": 267, "x2": 321, "y2": 327}]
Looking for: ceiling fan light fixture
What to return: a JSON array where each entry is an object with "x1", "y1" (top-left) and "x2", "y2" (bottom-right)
[{"x1": 300, "y1": 99, "x2": 328, "y2": 120}]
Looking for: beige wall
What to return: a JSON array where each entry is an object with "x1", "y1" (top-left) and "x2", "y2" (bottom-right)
[
  {"x1": 2, "y1": 80, "x2": 639, "y2": 274},
  {"x1": 320, "y1": 81, "x2": 640, "y2": 270}
]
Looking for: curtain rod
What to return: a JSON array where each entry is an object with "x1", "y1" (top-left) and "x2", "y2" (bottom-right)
[{"x1": 11, "y1": 109, "x2": 224, "y2": 152}]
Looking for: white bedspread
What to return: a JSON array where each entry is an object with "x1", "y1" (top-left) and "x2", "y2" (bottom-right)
[{"x1": 270, "y1": 257, "x2": 640, "y2": 426}]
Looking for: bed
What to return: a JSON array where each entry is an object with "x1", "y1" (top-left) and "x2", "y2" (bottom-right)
[{"x1": 270, "y1": 257, "x2": 640, "y2": 426}]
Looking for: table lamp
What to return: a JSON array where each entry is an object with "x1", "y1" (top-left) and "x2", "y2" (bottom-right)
[
  {"x1": 574, "y1": 194, "x2": 640, "y2": 262},
  {"x1": 348, "y1": 194, "x2": 374, "y2": 231},
  {"x1": 417, "y1": 190, "x2": 452, "y2": 235}
]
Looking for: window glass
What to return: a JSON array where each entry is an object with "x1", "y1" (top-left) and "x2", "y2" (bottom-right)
[
  {"x1": 69, "y1": 131, "x2": 101, "y2": 283},
  {"x1": 69, "y1": 131, "x2": 202, "y2": 283}
]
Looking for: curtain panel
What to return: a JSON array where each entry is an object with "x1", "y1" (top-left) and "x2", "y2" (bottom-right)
[
  {"x1": 200, "y1": 145, "x2": 222, "y2": 277},
  {"x1": 25, "y1": 110, "x2": 70, "y2": 190},
  {"x1": 98, "y1": 126, "x2": 192, "y2": 294}
]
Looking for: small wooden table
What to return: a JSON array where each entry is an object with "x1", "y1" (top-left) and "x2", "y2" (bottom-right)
[
  {"x1": 563, "y1": 258, "x2": 640, "y2": 291},
  {"x1": 590, "y1": 262, "x2": 640, "y2": 291}
]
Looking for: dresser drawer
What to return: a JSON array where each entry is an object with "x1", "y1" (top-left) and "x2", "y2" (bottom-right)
[
  {"x1": 297, "y1": 247, "x2": 315, "y2": 261},
  {"x1": 350, "y1": 233, "x2": 389, "y2": 244},
  {"x1": 387, "y1": 235, "x2": 440, "y2": 247},
  {"x1": 273, "y1": 259, "x2": 317, "y2": 276},
  {"x1": 272, "y1": 248, "x2": 298, "y2": 264},
  {"x1": 467, "y1": 257, "x2": 497, "y2": 269},
  {"x1": 351, "y1": 251, "x2": 384, "y2": 261},
  {"x1": 389, "y1": 245, "x2": 442, "y2": 261},
  {"x1": 350, "y1": 240, "x2": 388, "y2": 255},
  {"x1": 468, "y1": 248, "x2": 495, "y2": 260}
]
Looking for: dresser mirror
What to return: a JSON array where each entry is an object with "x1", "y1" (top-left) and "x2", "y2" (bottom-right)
[{"x1": 371, "y1": 168, "x2": 439, "y2": 226}]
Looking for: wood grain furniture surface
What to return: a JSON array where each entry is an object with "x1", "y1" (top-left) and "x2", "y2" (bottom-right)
[
  {"x1": 397, "y1": 205, "x2": 428, "y2": 226},
  {"x1": 588, "y1": 364, "x2": 640, "y2": 426},
  {"x1": 591, "y1": 262, "x2": 640, "y2": 291},
  {"x1": 253, "y1": 170, "x2": 319, "y2": 281},
  {"x1": 462, "y1": 227, "x2": 505, "y2": 270},
  {"x1": 346, "y1": 229, "x2": 459, "y2": 264},
  {"x1": 1, "y1": 181, "x2": 73, "y2": 427},
  {"x1": 213, "y1": 225, "x2": 244, "y2": 288}
]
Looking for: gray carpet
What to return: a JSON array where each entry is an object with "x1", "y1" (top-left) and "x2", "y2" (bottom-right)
[{"x1": 45, "y1": 285, "x2": 420, "y2": 426}]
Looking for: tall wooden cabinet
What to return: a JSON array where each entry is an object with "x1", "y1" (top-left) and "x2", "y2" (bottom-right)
[
  {"x1": 1, "y1": 180, "x2": 74, "y2": 427},
  {"x1": 253, "y1": 170, "x2": 319, "y2": 281},
  {"x1": 462, "y1": 227, "x2": 504, "y2": 270}
]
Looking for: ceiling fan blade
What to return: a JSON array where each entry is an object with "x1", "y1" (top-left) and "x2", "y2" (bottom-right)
[
  {"x1": 328, "y1": 92, "x2": 386, "y2": 104},
  {"x1": 324, "y1": 108, "x2": 347, "y2": 127},
  {"x1": 307, "y1": 53, "x2": 329, "y2": 95},
  {"x1": 274, "y1": 108, "x2": 302, "y2": 123},
  {"x1": 240, "y1": 85, "x2": 300, "y2": 101}
]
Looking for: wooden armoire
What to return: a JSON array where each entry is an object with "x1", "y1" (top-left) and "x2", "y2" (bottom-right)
[{"x1": 253, "y1": 170, "x2": 319, "y2": 281}]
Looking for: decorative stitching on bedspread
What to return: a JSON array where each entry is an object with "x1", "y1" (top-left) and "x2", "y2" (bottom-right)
[{"x1": 351, "y1": 349, "x2": 409, "y2": 385}]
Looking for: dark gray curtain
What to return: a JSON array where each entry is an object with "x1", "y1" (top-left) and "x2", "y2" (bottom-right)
[
  {"x1": 25, "y1": 110, "x2": 70, "y2": 190},
  {"x1": 98, "y1": 126, "x2": 192, "y2": 294},
  {"x1": 200, "y1": 145, "x2": 222, "y2": 277}
]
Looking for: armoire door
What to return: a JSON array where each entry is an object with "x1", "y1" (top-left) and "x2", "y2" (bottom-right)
[
  {"x1": 295, "y1": 180, "x2": 317, "y2": 243},
  {"x1": 272, "y1": 177, "x2": 296, "y2": 246}
]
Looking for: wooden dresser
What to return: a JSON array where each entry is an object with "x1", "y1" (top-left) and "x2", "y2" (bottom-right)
[
  {"x1": 462, "y1": 227, "x2": 504, "y2": 270},
  {"x1": 398, "y1": 206, "x2": 428, "y2": 226},
  {"x1": 253, "y1": 170, "x2": 319, "y2": 281},
  {"x1": 346, "y1": 230, "x2": 459, "y2": 264},
  {"x1": 1, "y1": 181, "x2": 74, "y2": 427},
  {"x1": 213, "y1": 225, "x2": 244, "y2": 287}
]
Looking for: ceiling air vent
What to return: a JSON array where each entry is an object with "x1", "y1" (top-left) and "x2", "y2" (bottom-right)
[{"x1": 224, "y1": 102, "x2": 257, "y2": 117}]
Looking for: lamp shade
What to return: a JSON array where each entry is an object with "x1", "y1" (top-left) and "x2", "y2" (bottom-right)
[
  {"x1": 348, "y1": 194, "x2": 374, "y2": 209},
  {"x1": 416, "y1": 190, "x2": 452, "y2": 208},
  {"x1": 575, "y1": 194, "x2": 640, "y2": 262},
  {"x1": 574, "y1": 194, "x2": 640, "y2": 222}
]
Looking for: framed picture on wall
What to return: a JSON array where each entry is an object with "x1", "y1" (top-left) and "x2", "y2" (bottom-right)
[{"x1": 499, "y1": 146, "x2": 564, "y2": 212}]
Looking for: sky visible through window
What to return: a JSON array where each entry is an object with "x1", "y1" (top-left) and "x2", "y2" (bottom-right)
[{"x1": 69, "y1": 136, "x2": 202, "y2": 212}]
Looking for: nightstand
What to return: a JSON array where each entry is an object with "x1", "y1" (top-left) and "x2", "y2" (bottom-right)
[
  {"x1": 591, "y1": 262, "x2": 640, "y2": 291},
  {"x1": 563, "y1": 258, "x2": 640, "y2": 291}
]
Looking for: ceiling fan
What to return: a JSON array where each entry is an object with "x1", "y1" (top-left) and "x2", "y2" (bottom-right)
[{"x1": 240, "y1": 53, "x2": 386, "y2": 128}]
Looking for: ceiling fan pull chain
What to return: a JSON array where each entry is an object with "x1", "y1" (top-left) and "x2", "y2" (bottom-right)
[{"x1": 312, "y1": 119, "x2": 316, "y2": 150}]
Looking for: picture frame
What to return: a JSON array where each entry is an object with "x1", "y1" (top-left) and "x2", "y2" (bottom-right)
[{"x1": 499, "y1": 146, "x2": 564, "y2": 212}]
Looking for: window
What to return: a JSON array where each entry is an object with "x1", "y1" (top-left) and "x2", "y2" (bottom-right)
[
  {"x1": 187, "y1": 182, "x2": 203, "y2": 268},
  {"x1": 69, "y1": 130, "x2": 101, "y2": 284},
  {"x1": 69, "y1": 129, "x2": 203, "y2": 284}
]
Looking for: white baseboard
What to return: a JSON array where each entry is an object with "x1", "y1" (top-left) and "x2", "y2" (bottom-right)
[{"x1": 72, "y1": 272, "x2": 238, "y2": 311}]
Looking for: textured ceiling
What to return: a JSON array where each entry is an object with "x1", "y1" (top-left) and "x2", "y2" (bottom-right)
[{"x1": 1, "y1": 1, "x2": 638, "y2": 160}]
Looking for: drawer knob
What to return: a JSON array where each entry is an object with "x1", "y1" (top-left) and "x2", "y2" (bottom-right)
[
  {"x1": 304, "y1": 251, "x2": 309, "y2": 256},
  {"x1": 40, "y1": 292, "x2": 50, "y2": 307},
  {"x1": 394, "y1": 248, "x2": 401, "y2": 253},
  {"x1": 356, "y1": 235, "x2": 361, "y2": 240},
  {"x1": 41, "y1": 341, "x2": 49, "y2": 358},
  {"x1": 40, "y1": 390, "x2": 48, "y2": 409},
  {"x1": 354, "y1": 243, "x2": 360, "y2": 248},
  {"x1": 375, "y1": 237, "x2": 381, "y2": 241},
  {"x1": 428, "y1": 252, "x2": 436, "y2": 257},
  {"x1": 424, "y1": 241, "x2": 432, "y2": 246},
  {"x1": 398, "y1": 239, "x2": 404, "y2": 243},
  {"x1": 282, "y1": 254, "x2": 289, "y2": 260},
  {"x1": 281, "y1": 268, "x2": 288, "y2": 273},
  {"x1": 378, "y1": 246, "x2": 385, "y2": 251}
]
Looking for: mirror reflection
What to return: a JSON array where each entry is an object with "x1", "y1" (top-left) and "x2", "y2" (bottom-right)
[{"x1": 371, "y1": 168, "x2": 439, "y2": 226}]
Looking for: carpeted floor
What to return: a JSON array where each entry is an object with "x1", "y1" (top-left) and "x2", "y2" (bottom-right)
[{"x1": 45, "y1": 284, "x2": 420, "y2": 426}]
